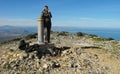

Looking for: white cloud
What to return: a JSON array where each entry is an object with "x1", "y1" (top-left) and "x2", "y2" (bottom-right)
[
  {"x1": 79, "y1": 17, "x2": 96, "y2": 21},
  {"x1": 0, "y1": 17, "x2": 120, "y2": 28},
  {"x1": 0, "y1": 18, "x2": 37, "y2": 26},
  {"x1": 53, "y1": 17, "x2": 120, "y2": 28}
]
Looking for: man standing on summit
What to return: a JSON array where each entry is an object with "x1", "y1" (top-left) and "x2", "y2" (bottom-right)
[{"x1": 41, "y1": 5, "x2": 52, "y2": 43}]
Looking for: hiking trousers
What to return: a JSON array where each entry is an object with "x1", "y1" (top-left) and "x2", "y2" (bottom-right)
[{"x1": 44, "y1": 21, "x2": 51, "y2": 43}]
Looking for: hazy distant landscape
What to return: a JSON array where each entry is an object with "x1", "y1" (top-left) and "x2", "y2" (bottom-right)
[
  {"x1": 0, "y1": 25, "x2": 37, "y2": 42},
  {"x1": 52, "y1": 26, "x2": 120, "y2": 41},
  {"x1": 0, "y1": 25, "x2": 120, "y2": 42}
]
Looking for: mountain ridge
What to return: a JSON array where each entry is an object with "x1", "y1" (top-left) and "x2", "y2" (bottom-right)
[
  {"x1": 0, "y1": 31, "x2": 120, "y2": 74},
  {"x1": 0, "y1": 25, "x2": 37, "y2": 42}
]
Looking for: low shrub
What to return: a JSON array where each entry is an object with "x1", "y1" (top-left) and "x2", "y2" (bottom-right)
[
  {"x1": 57, "y1": 31, "x2": 69, "y2": 36},
  {"x1": 76, "y1": 32, "x2": 85, "y2": 37},
  {"x1": 106, "y1": 37, "x2": 114, "y2": 40},
  {"x1": 25, "y1": 33, "x2": 37, "y2": 40}
]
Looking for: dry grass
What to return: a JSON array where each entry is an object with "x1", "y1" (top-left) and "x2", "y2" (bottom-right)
[{"x1": 84, "y1": 48, "x2": 120, "y2": 74}]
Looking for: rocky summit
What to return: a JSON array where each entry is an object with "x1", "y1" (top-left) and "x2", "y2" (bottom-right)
[{"x1": 0, "y1": 31, "x2": 120, "y2": 74}]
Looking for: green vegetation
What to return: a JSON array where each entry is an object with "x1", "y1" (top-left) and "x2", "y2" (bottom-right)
[
  {"x1": 92, "y1": 36, "x2": 114, "y2": 41},
  {"x1": 89, "y1": 34, "x2": 98, "y2": 37},
  {"x1": 75, "y1": 32, "x2": 85, "y2": 37},
  {"x1": 25, "y1": 33, "x2": 37, "y2": 40},
  {"x1": 0, "y1": 38, "x2": 21, "y2": 45},
  {"x1": 92, "y1": 37, "x2": 107, "y2": 41},
  {"x1": 57, "y1": 31, "x2": 69, "y2": 36},
  {"x1": 106, "y1": 37, "x2": 114, "y2": 40},
  {"x1": 0, "y1": 33, "x2": 37, "y2": 45}
]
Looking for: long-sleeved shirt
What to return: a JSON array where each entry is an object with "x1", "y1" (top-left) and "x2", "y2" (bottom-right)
[{"x1": 41, "y1": 10, "x2": 52, "y2": 22}]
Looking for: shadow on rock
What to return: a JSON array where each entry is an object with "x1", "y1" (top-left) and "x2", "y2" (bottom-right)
[
  {"x1": 81, "y1": 46, "x2": 101, "y2": 49},
  {"x1": 18, "y1": 40, "x2": 71, "y2": 59}
]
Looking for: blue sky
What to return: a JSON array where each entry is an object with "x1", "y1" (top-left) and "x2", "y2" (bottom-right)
[{"x1": 0, "y1": 0, "x2": 120, "y2": 28}]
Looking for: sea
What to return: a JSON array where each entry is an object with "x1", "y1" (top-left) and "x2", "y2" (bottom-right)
[{"x1": 52, "y1": 26, "x2": 120, "y2": 41}]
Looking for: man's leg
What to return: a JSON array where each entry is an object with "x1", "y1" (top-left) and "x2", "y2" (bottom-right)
[
  {"x1": 44, "y1": 27, "x2": 47, "y2": 42},
  {"x1": 47, "y1": 24, "x2": 51, "y2": 43}
]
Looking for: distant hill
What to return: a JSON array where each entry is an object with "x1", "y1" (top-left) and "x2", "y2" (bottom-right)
[
  {"x1": 0, "y1": 25, "x2": 37, "y2": 42},
  {"x1": 0, "y1": 25, "x2": 37, "y2": 34},
  {"x1": 0, "y1": 31, "x2": 120, "y2": 74}
]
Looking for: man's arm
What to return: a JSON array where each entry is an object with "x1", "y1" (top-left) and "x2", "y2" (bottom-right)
[
  {"x1": 41, "y1": 11, "x2": 44, "y2": 18},
  {"x1": 49, "y1": 12, "x2": 52, "y2": 18}
]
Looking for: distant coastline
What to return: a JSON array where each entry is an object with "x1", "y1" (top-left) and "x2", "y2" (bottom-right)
[
  {"x1": 0, "y1": 25, "x2": 120, "y2": 42},
  {"x1": 52, "y1": 26, "x2": 120, "y2": 41}
]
